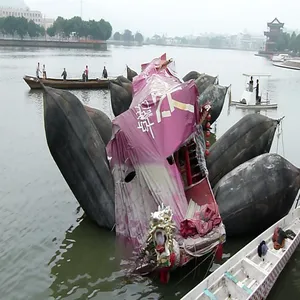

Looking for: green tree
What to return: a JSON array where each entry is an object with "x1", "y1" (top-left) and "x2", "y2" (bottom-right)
[
  {"x1": 47, "y1": 26, "x2": 55, "y2": 37},
  {"x1": 27, "y1": 20, "x2": 39, "y2": 37},
  {"x1": 276, "y1": 32, "x2": 290, "y2": 52},
  {"x1": 134, "y1": 32, "x2": 144, "y2": 44},
  {"x1": 113, "y1": 31, "x2": 121, "y2": 40},
  {"x1": 122, "y1": 29, "x2": 133, "y2": 42},
  {"x1": 2, "y1": 16, "x2": 17, "y2": 35}
]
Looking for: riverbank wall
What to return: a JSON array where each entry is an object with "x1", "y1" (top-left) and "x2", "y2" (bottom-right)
[{"x1": 0, "y1": 38, "x2": 107, "y2": 51}]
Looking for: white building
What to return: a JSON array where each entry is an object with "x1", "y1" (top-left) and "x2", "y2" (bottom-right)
[{"x1": 0, "y1": 1, "x2": 54, "y2": 29}]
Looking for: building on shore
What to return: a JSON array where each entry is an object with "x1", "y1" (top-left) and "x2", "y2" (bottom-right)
[
  {"x1": 263, "y1": 18, "x2": 284, "y2": 53},
  {"x1": 0, "y1": 0, "x2": 54, "y2": 29}
]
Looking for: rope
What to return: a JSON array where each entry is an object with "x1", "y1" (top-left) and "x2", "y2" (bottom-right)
[
  {"x1": 275, "y1": 117, "x2": 285, "y2": 157},
  {"x1": 203, "y1": 248, "x2": 217, "y2": 280},
  {"x1": 173, "y1": 249, "x2": 216, "y2": 287}
]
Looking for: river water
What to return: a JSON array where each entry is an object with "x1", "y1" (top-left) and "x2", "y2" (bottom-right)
[{"x1": 0, "y1": 45, "x2": 300, "y2": 300}]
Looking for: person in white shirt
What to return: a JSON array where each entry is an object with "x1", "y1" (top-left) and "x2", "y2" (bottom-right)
[
  {"x1": 36, "y1": 62, "x2": 41, "y2": 79},
  {"x1": 42, "y1": 64, "x2": 47, "y2": 79}
]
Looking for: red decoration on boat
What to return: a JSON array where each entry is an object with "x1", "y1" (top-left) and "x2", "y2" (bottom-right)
[
  {"x1": 206, "y1": 141, "x2": 210, "y2": 148},
  {"x1": 206, "y1": 122, "x2": 211, "y2": 129},
  {"x1": 215, "y1": 243, "x2": 223, "y2": 262},
  {"x1": 206, "y1": 114, "x2": 212, "y2": 121},
  {"x1": 205, "y1": 149, "x2": 210, "y2": 156},
  {"x1": 158, "y1": 252, "x2": 176, "y2": 284},
  {"x1": 205, "y1": 130, "x2": 211, "y2": 138}
]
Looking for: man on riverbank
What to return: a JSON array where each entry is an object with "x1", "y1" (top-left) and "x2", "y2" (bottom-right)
[{"x1": 61, "y1": 68, "x2": 67, "y2": 80}]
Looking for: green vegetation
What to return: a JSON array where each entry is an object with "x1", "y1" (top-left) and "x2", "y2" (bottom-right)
[
  {"x1": 276, "y1": 32, "x2": 300, "y2": 53},
  {"x1": 0, "y1": 16, "x2": 45, "y2": 38},
  {"x1": 46, "y1": 17, "x2": 112, "y2": 40},
  {"x1": 113, "y1": 29, "x2": 144, "y2": 44}
]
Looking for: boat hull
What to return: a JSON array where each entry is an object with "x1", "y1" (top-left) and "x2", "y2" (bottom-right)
[
  {"x1": 273, "y1": 62, "x2": 300, "y2": 70},
  {"x1": 23, "y1": 75, "x2": 111, "y2": 90},
  {"x1": 181, "y1": 205, "x2": 300, "y2": 300},
  {"x1": 235, "y1": 103, "x2": 278, "y2": 109}
]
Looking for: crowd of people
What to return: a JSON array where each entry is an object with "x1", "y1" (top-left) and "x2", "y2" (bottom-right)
[{"x1": 35, "y1": 63, "x2": 109, "y2": 81}]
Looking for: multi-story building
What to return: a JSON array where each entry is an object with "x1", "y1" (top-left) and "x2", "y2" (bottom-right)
[
  {"x1": 0, "y1": 1, "x2": 54, "y2": 29},
  {"x1": 263, "y1": 18, "x2": 284, "y2": 53},
  {"x1": 0, "y1": 6, "x2": 43, "y2": 26}
]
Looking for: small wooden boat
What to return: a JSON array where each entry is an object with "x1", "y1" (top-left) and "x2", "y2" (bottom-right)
[
  {"x1": 233, "y1": 102, "x2": 278, "y2": 110},
  {"x1": 23, "y1": 75, "x2": 113, "y2": 90},
  {"x1": 181, "y1": 193, "x2": 300, "y2": 300}
]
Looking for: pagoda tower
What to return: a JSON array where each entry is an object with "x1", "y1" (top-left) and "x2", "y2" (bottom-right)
[{"x1": 264, "y1": 18, "x2": 284, "y2": 53}]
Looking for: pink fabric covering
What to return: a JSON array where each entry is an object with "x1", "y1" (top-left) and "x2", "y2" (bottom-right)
[
  {"x1": 107, "y1": 54, "x2": 200, "y2": 248},
  {"x1": 180, "y1": 203, "x2": 222, "y2": 239}
]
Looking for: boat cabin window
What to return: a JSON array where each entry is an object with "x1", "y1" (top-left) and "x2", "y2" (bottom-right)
[
  {"x1": 125, "y1": 171, "x2": 136, "y2": 183},
  {"x1": 166, "y1": 155, "x2": 175, "y2": 165}
]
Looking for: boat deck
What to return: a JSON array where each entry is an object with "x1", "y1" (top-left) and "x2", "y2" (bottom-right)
[{"x1": 181, "y1": 206, "x2": 300, "y2": 300}]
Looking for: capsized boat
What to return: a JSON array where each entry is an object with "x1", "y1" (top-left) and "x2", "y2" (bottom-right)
[
  {"x1": 230, "y1": 73, "x2": 278, "y2": 109},
  {"x1": 23, "y1": 75, "x2": 113, "y2": 90},
  {"x1": 181, "y1": 192, "x2": 300, "y2": 300},
  {"x1": 107, "y1": 53, "x2": 226, "y2": 282}
]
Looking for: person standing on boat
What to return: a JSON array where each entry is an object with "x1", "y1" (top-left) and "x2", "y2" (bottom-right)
[
  {"x1": 255, "y1": 79, "x2": 260, "y2": 103},
  {"x1": 84, "y1": 65, "x2": 89, "y2": 81},
  {"x1": 36, "y1": 62, "x2": 41, "y2": 79},
  {"x1": 42, "y1": 64, "x2": 47, "y2": 79},
  {"x1": 249, "y1": 76, "x2": 253, "y2": 92},
  {"x1": 102, "y1": 66, "x2": 108, "y2": 79},
  {"x1": 61, "y1": 68, "x2": 67, "y2": 81}
]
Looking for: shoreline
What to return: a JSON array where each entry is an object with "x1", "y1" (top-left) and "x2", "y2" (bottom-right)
[
  {"x1": 0, "y1": 38, "x2": 260, "y2": 52},
  {"x1": 0, "y1": 38, "x2": 107, "y2": 51}
]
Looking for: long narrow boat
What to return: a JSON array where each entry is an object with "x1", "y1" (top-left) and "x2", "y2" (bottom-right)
[
  {"x1": 181, "y1": 194, "x2": 300, "y2": 300},
  {"x1": 23, "y1": 75, "x2": 113, "y2": 90}
]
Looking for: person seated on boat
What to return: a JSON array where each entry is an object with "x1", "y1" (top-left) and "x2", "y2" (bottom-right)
[
  {"x1": 85, "y1": 65, "x2": 89, "y2": 81},
  {"x1": 61, "y1": 68, "x2": 67, "y2": 81},
  {"x1": 82, "y1": 71, "x2": 86, "y2": 82},
  {"x1": 248, "y1": 76, "x2": 253, "y2": 92},
  {"x1": 102, "y1": 66, "x2": 108, "y2": 79},
  {"x1": 42, "y1": 64, "x2": 47, "y2": 79},
  {"x1": 36, "y1": 62, "x2": 41, "y2": 79}
]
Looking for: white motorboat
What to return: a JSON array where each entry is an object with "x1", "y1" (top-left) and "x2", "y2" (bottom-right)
[
  {"x1": 230, "y1": 73, "x2": 278, "y2": 110},
  {"x1": 181, "y1": 191, "x2": 300, "y2": 300},
  {"x1": 271, "y1": 53, "x2": 291, "y2": 62}
]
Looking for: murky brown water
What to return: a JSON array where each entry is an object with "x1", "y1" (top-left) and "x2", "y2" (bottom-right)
[{"x1": 1, "y1": 45, "x2": 300, "y2": 300}]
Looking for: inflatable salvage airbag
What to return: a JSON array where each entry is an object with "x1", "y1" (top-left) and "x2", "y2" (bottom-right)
[
  {"x1": 214, "y1": 153, "x2": 300, "y2": 236},
  {"x1": 43, "y1": 86, "x2": 115, "y2": 229}
]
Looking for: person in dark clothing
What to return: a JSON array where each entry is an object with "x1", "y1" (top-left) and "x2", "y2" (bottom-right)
[
  {"x1": 61, "y1": 68, "x2": 67, "y2": 80},
  {"x1": 102, "y1": 66, "x2": 108, "y2": 79},
  {"x1": 249, "y1": 76, "x2": 254, "y2": 92},
  {"x1": 255, "y1": 79, "x2": 260, "y2": 103},
  {"x1": 82, "y1": 71, "x2": 86, "y2": 81}
]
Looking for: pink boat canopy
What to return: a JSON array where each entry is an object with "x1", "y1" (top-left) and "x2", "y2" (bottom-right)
[{"x1": 107, "y1": 54, "x2": 203, "y2": 247}]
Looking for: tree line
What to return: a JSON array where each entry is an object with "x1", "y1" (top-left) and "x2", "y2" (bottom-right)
[
  {"x1": 276, "y1": 32, "x2": 300, "y2": 53},
  {"x1": 46, "y1": 17, "x2": 112, "y2": 40},
  {"x1": 0, "y1": 16, "x2": 45, "y2": 38},
  {"x1": 113, "y1": 29, "x2": 144, "y2": 44}
]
